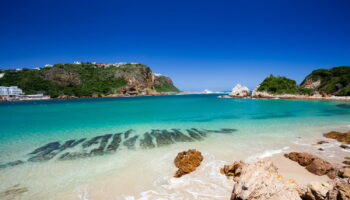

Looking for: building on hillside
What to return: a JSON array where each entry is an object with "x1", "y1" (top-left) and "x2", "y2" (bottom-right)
[
  {"x1": 0, "y1": 86, "x2": 23, "y2": 97},
  {"x1": 0, "y1": 73, "x2": 4, "y2": 78}
]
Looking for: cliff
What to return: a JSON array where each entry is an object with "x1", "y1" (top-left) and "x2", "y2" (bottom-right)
[{"x1": 0, "y1": 63, "x2": 180, "y2": 97}]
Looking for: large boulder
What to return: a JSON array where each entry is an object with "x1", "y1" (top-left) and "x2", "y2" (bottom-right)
[
  {"x1": 229, "y1": 84, "x2": 250, "y2": 97},
  {"x1": 231, "y1": 159, "x2": 301, "y2": 200},
  {"x1": 174, "y1": 149, "x2": 203, "y2": 178}
]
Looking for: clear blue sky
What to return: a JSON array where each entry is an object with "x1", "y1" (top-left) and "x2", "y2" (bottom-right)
[{"x1": 0, "y1": 0, "x2": 349, "y2": 91}]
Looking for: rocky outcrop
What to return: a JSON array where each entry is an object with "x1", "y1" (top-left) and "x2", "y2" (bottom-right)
[
  {"x1": 220, "y1": 161, "x2": 244, "y2": 181},
  {"x1": 323, "y1": 131, "x2": 350, "y2": 144},
  {"x1": 301, "y1": 178, "x2": 350, "y2": 200},
  {"x1": 284, "y1": 152, "x2": 339, "y2": 179},
  {"x1": 301, "y1": 78, "x2": 321, "y2": 89},
  {"x1": 174, "y1": 149, "x2": 203, "y2": 178},
  {"x1": 230, "y1": 159, "x2": 301, "y2": 200},
  {"x1": 229, "y1": 84, "x2": 250, "y2": 97}
]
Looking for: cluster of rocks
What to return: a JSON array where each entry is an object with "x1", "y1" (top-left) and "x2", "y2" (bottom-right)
[
  {"x1": 0, "y1": 128, "x2": 236, "y2": 169},
  {"x1": 323, "y1": 131, "x2": 350, "y2": 144},
  {"x1": 221, "y1": 159, "x2": 350, "y2": 200},
  {"x1": 284, "y1": 152, "x2": 344, "y2": 179},
  {"x1": 174, "y1": 149, "x2": 203, "y2": 177}
]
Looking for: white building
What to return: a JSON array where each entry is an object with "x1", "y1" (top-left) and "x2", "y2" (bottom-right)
[
  {"x1": 0, "y1": 86, "x2": 23, "y2": 96},
  {"x1": 0, "y1": 73, "x2": 4, "y2": 78}
]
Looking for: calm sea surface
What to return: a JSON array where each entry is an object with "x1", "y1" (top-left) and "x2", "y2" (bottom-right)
[{"x1": 0, "y1": 94, "x2": 349, "y2": 199}]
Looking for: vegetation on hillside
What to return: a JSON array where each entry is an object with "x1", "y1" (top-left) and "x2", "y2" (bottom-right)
[
  {"x1": 154, "y1": 76, "x2": 180, "y2": 92},
  {"x1": 257, "y1": 75, "x2": 314, "y2": 95},
  {"x1": 0, "y1": 63, "x2": 179, "y2": 97},
  {"x1": 301, "y1": 66, "x2": 350, "y2": 96}
]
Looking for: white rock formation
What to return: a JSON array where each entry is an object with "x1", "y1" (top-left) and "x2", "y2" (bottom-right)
[
  {"x1": 202, "y1": 89, "x2": 213, "y2": 94},
  {"x1": 231, "y1": 159, "x2": 302, "y2": 200},
  {"x1": 229, "y1": 84, "x2": 250, "y2": 97}
]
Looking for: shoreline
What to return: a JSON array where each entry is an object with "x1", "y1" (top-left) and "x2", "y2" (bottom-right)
[
  {"x1": 0, "y1": 92, "x2": 180, "y2": 102},
  {"x1": 227, "y1": 94, "x2": 350, "y2": 101}
]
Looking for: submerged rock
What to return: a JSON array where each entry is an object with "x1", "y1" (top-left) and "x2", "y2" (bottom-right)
[
  {"x1": 171, "y1": 129, "x2": 194, "y2": 142},
  {"x1": 229, "y1": 84, "x2": 250, "y2": 97},
  {"x1": 231, "y1": 159, "x2": 301, "y2": 200},
  {"x1": 174, "y1": 149, "x2": 203, "y2": 178},
  {"x1": 106, "y1": 133, "x2": 122, "y2": 152},
  {"x1": 0, "y1": 185, "x2": 28, "y2": 199},
  {"x1": 186, "y1": 129, "x2": 203, "y2": 141},
  {"x1": 151, "y1": 129, "x2": 175, "y2": 147},
  {"x1": 323, "y1": 131, "x2": 350, "y2": 144},
  {"x1": 123, "y1": 135, "x2": 138, "y2": 149},
  {"x1": 139, "y1": 132, "x2": 155, "y2": 149}
]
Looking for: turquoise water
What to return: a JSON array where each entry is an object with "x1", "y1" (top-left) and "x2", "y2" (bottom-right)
[
  {"x1": 0, "y1": 94, "x2": 350, "y2": 200},
  {"x1": 0, "y1": 94, "x2": 350, "y2": 161}
]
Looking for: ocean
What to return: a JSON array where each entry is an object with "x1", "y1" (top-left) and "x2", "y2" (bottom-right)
[{"x1": 0, "y1": 94, "x2": 349, "y2": 199}]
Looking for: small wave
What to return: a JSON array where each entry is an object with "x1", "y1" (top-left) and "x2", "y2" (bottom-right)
[
  {"x1": 245, "y1": 146, "x2": 290, "y2": 162},
  {"x1": 124, "y1": 155, "x2": 233, "y2": 200}
]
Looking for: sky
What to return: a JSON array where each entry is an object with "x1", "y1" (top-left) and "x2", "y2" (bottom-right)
[{"x1": 0, "y1": 0, "x2": 349, "y2": 91}]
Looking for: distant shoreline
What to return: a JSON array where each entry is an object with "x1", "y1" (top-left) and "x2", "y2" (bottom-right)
[
  {"x1": 0, "y1": 92, "x2": 180, "y2": 102},
  {"x1": 226, "y1": 94, "x2": 350, "y2": 101}
]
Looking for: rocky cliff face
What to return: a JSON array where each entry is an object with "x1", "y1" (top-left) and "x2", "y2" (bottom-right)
[{"x1": 0, "y1": 63, "x2": 180, "y2": 97}]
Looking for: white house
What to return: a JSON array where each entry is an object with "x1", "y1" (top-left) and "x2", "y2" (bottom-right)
[{"x1": 0, "y1": 86, "x2": 23, "y2": 96}]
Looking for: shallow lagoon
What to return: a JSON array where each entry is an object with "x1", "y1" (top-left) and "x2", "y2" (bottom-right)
[{"x1": 0, "y1": 94, "x2": 350, "y2": 199}]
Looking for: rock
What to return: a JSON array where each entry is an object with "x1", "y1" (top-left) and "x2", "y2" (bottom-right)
[
  {"x1": 319, "y1": 148, "x2": 324, "y2": 151},
  {"x1": 0, "y1": 185, "x2": 28, "y2": 199},
  {"x1": 151, "y1": 129, "x2": 175, "y2": 147},
  {"x1": 304, "y1": 182, "x2": 333, "y2": 200},
  {"x1": 229, "y1": 84, "x2": 250, "y2": 97},
  {"x1": 285, "y1": 152, "x2": 316, "y2": 166},
  {"x1": 106, "y1": 133, "x2": 122, "y2": 152},
  {"x1": 330, "y1": 180, "x2": 350, "y2": 200},
  {"x1": 317, "y1": 141, "x2": 329, "y2": 145},
  {"x1": 171, "y1": 129, "x2": 194, "y2": 142},
  {"x1": 123, "y1": 135, "x2": 138, "y2": 149},
  {"x1": 186, "y1": 129, "x2": 203, "y2": 141},
  {"x1": 343, "y1": 161, "x2": 350, "y2": 165},
  {"x1": 140, "y1": 132, "x2": 155, "y2": 149},
  {"x1": 342, "y1": 168, "x2": 350, "y2": 178},
  {"x1": 174, "y1": 149, "x2": 203, "y2": 178},
  {"x1": 220, "y1": 161, "x2": 244, "y2": 181},
  {"x1": 231, "y1": 159, "x2": 301, "y2": 200},
  {"x1": 323, "y1": 131, "x2": 350, "y2": 144},
  {"x1": 345, "y1": 157, "x2": 350, "y2": 160},
  {"x1": 340, "y1": 144, "x2": 350, "y2": 149},
  {"x1": 285, "y1": 152, "x2": 338, "y2": 179},
  {"x1": 305, "y1": 158, "x2": 335, "y2": 176}
]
